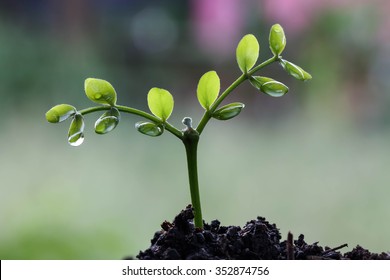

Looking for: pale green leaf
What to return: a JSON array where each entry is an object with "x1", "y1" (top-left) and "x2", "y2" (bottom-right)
[
  {"x1": 84, "y1": 78, "x2": 117, "y2": 106},
  {"x1": 45, "y1": 104, "x2": 76, "y2": 123},
  {"x1": 269, "y1": 24, "x2": 286, "y2": 56},
  {"x1": 236, "y1": 34, "x2": 259, "y2": 73},
  {"x1": 147, "y1": 87, "x2": 174, "y2": 121},
  {"x1": 197, "y1": 71, "x2": 220, "y2": 110}
]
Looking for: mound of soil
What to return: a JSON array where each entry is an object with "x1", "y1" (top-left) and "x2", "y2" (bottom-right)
[{"x1": 134, "y1": 205, "x2": 389, "y2": 260}]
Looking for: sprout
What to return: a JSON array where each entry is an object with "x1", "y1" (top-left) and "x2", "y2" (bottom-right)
[{"x1": 46, "y1": 23, "x2": 311, "y2": 229}]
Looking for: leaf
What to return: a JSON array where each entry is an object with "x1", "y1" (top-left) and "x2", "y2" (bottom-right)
[
  {"x1": 197, "y1": 71, "x2": 220, "y2": 110},
  {"x1": 249, "y1": 76, "x2": 274, "y2": 90},
  {"x1": 212, "y1": 102, "x2": 245, "y2": 120},
  {"x1": 84, "y1": 78, "x2": 117, "y2": 106},
  {"x1": 147, "y1": 87, "x2": 174, "y2": 122},
  {"x1": 280, "y1": 59, "x2": 312, "y2": 81},
  {"x1": 261, "y1": 81, "x2": 289, "y2": 97},
  {"x1": 250, "y1": 76, "x2": 288, "y2": 97},
  {"x1": 269, "y1": 24, "x2": 286, "y2": 56},
  {"x1": 68, "y1": 113, "x2": 85, "y2": 146},
  {"x1": 135, "y1": 121, "x2": 164, "y2": 137},
  {"x1": 94, "y1": 107, "x2": 120, "y2": 134},
  {"x1": 236, "y1": 34, "x2": 259, "y2": 73},
  {"x1": 45, "y1": 104, "x2": 76, "y2": 123}
]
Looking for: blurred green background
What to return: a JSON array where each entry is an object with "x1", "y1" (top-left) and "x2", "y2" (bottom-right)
[{"x1": 1, "y1": 0, "x2": 389, "y2": 259}]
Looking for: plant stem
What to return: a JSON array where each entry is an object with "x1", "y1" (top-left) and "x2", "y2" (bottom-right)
[
  {"x1": 182, "y1": 125, "x2": 203, "y2": 228},
  {"x1": 79, "y1": 105, "x2": 183, "y2": 139}
]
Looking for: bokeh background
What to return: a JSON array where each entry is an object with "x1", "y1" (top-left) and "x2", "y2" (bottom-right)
[{"x1": 1, "y1": 0, "x2": 389, "y2": 259}]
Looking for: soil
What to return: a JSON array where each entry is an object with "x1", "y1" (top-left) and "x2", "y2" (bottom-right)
[{"x1": 132, "y1": 205, "x2": 390, "y2": 260}]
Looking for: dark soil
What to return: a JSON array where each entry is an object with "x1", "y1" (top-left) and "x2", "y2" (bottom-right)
[{"x1": 133, "y1": 205, "x2": 390, "y2": 260}]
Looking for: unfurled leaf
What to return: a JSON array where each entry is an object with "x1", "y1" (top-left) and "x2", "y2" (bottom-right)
[
  {"x1": 280, "y1": 59, "x2": 312, "y2": 81},
  {"x1": 68, "y1": 113, "x2": 85, "y2": 146},
  {"x1": 94, "y1": 107, "x2": 120, "y2": 134},
  {"x1": 236, "y1": 34, "x2": 259, "y2": 73},
  {"x1": 84, "y1": 78, "x2": 117, "y2": 106},
  {"x1": 45, "y1": 104, "x2": 76, "y2": 123},
  {"x1": 212, "y1": 102, "x2": 245, "y2": 120},
  {"x1": 269, "y1": 24, "x2": 286, "y2": 56},
  {"x1": 197, "y1": 71, "x2": 220, "y2": 110},
  {"x1": 147, "y1": 87, "x2": 174, "y2": 122},
  {"x1": 250, "y1": 76, "x2": 288, "y2": 97},
  {"x1": 135, "y1": 121, "x2": 164, "y2": 137}
]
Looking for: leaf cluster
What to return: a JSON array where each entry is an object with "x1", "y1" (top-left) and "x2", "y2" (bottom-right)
[{"x1": 46, "y1": 23, "x2": 312, "y2": 145}]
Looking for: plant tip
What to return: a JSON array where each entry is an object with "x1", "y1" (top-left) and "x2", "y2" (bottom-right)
[{"x1": 182, "y1": 117, "x2": 193, "y2": 128}]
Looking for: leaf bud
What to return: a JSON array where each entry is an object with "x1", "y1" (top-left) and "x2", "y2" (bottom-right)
[
  {"x1": 212, "y1": 102, "x2": 245, "y2": 120},
  {"x1": 45, "y1": 104, "x2": 76, "y2": 123}
]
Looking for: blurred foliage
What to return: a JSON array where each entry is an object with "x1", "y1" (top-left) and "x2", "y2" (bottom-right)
[{"x1": 1, "y1": 0, "x2": 390, "y2": 259}]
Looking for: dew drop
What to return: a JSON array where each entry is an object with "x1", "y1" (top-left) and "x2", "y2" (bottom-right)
[
  {"x1": 135, "y1": 121, "x2": 163, "y2": 137},
  {"x1": 68, "y1": 132, "x2": 85, "y2": 146},
  {"x1": 261, "y1": 81, "x2": 288, "y2": 97},
  {"x1": 95, "y1": 116, "x2": 119, "y2": 134}
]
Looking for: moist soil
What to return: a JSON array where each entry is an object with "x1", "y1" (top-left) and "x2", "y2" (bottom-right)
[{"x1": 132, "y1": 205, "x2": 389, "y2": 260}]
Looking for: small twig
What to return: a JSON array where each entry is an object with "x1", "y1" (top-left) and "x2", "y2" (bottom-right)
[
  {"x1": 287, "y1": 231, "x2": 294, "y2": 260},
  {"x1": 323, "y1": 243, "x2": 348, "y2": 254}
]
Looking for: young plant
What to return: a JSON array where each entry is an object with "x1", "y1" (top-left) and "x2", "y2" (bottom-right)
[{"x1": 46, "y1": 24, "x2": 311, "y2": 229}]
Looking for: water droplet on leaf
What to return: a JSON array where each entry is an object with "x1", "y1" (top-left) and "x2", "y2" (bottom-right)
[
  {"x1": 68, "y1": 113, "x2": 85, "y2": 146},
  {"x1": 250, "y1": 76, "x2": 288, "y2": 97},
  {"x1": 212, "y1": 102, "x2": 245, "y2": 120},
  {"x1": 280, "y1": 59, "x2": 312, "y2": 81},
  {"x1": 84, "y1": 78, "x2": 117, "y2": 106},
  {"x1": 95, "y1": 116, "x2": 119, "y2": 134},
  {"x1": 45, "y1": 104, "x2": 76, "y2": 123},
  {"x1": 249, "y1": 76, "x2": 274, "y2": 90},
  {"x1": 135, "y1": 121, "x2": 163, "y2": 137},
  {"x1": 68, "y1": 132, "x2": 85, "y2": 146},
  {"x1": 260, "y1": 81, "x2": 289, "y2": 97},
  {"x1": 94, "y1": 107, "x2": 120, "y2": 134}
]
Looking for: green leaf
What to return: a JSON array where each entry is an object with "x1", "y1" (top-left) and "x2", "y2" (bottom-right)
[
  {"x1": 212, "y1": 102, "x2": 245, "y2": 120},
  {"x1": 94, "y1": 107, "x2": 120, "y2": 135},
  {"x1": 269, "y1": 24, "x2": 286, "y2": 56},
  {"x1": 261, "y1": 81, "x2": 289, "y2": 97},
  {"x1": 280, "y1": 59, "x2": 312, "y2": 81},
  {"x1": 147, "y1": 87, "x2": 174, "y2": 122},
  {"x1": 45, "y1": 104, "x2": 76, "y2": 123},
  {"x1": 249, "y1": 76, "x2": 274, "y2": 89},
  {"x1": 236, "y1": 34, "x2": 259, "y2": 73},
  {"x1": 197, "y1": 71, "x2": 220, "y2": 110},
  {"x1": 84, "y1": 78, "x2": 117, "y2": 106},
  {"x1": 135, "y1": 121, "x2": 164, "y2": 137},
  {"x1": 68, "y1": 113, "x2": 85, "y2": 146},
  {"x1": 250, "y1": 76, "x2": 288, "y2": 97}
]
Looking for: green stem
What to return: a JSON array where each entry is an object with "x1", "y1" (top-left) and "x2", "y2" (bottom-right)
[
  {"x1": 79, "y1": 105, "x2": 183, "y2": 139},
  {"x1": 182, "y1": 122, "x2": 203, "y2": 228},
  {"x1": 248, "y1": 56, "x2": 278, "y2": 76}
]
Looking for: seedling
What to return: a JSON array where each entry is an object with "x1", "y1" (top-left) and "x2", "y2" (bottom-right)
[{"x1": 46, "y1": 24, "x2": 311, "y2": 229}]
